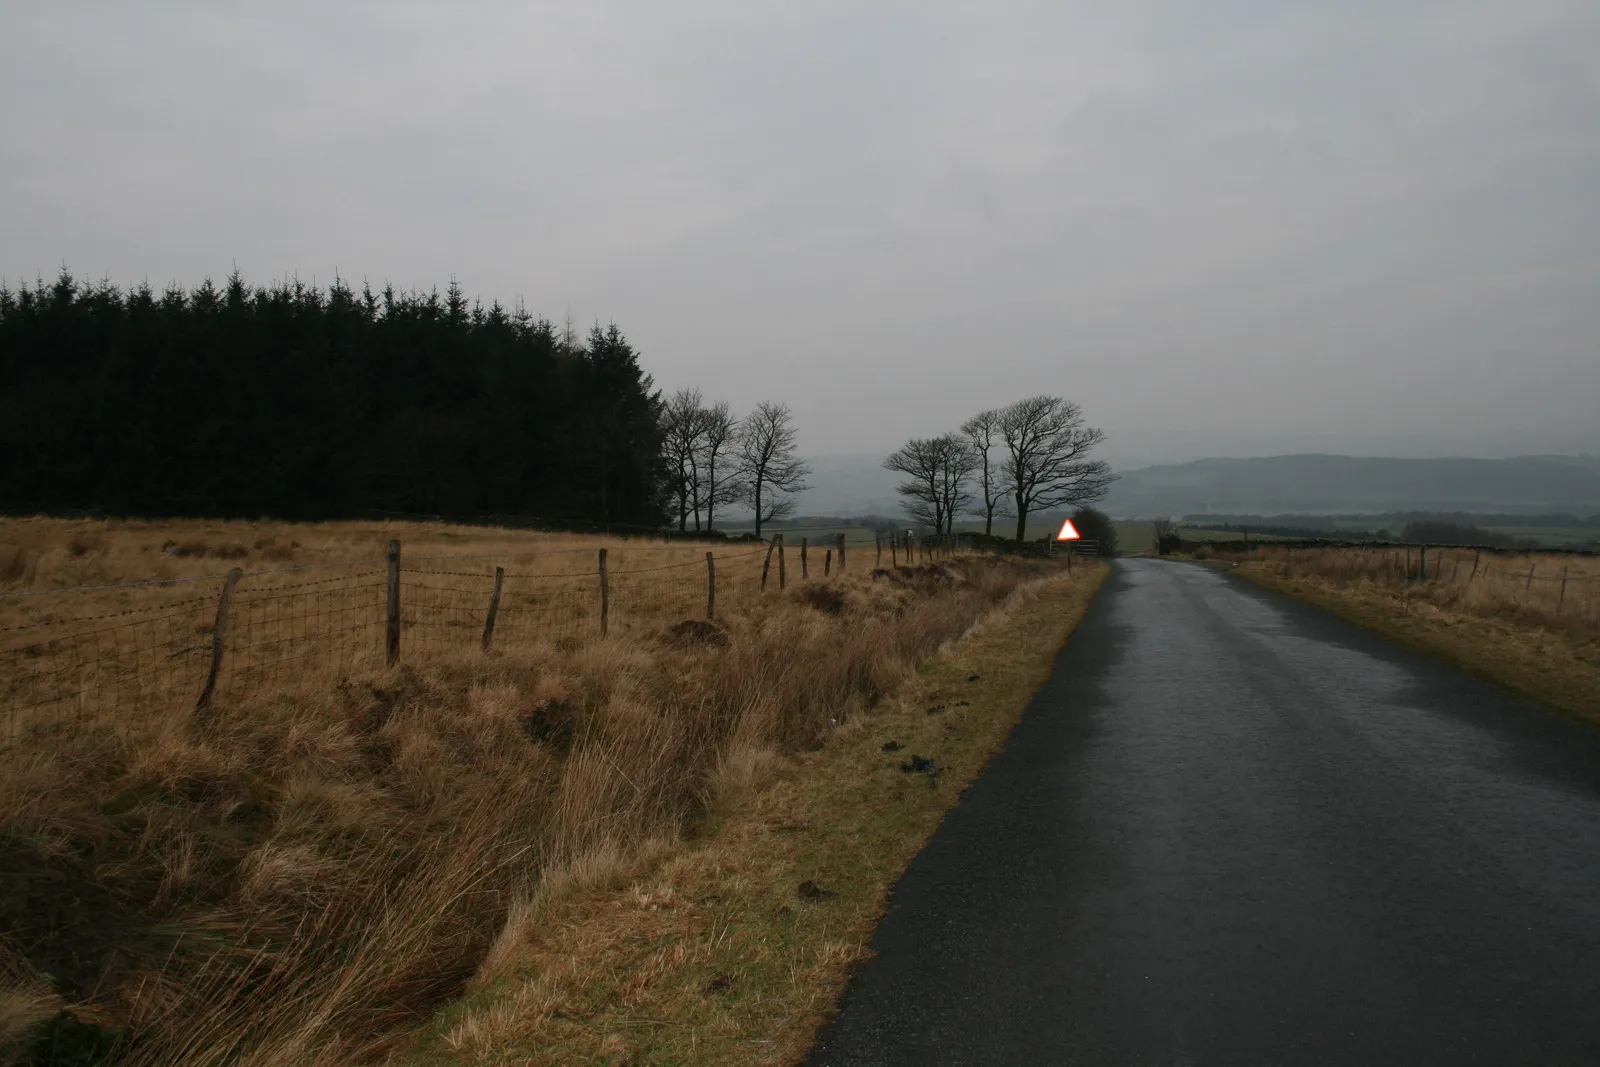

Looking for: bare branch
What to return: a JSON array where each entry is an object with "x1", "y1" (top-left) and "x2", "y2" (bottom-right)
[
  {"x1": 697, "y1": 400, "x2": 741, "y2": 531},
  {"x1": 736, "y1": 401, "x2": 811, "y2": 537},
  {"x1": 998, "y1": 396, "x2": 1115, "y2": 540},
  {"x1": 960, "y1": 408, "x2": 1013, "y2": 535},
  {"x1": 885, "y1": 433, "x2": 979, "y2": 534},
  {"x1": 660, "y1": 388, "x2": 708, "y2": 531}
]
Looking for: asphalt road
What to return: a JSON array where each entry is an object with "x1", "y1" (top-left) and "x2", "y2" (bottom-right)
[{"x1": 806, "y1": 559, "x2": 1600, "y2": 1066}]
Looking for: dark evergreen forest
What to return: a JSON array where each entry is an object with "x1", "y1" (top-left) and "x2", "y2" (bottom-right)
[{"x1": 0, "y1": 270, "x2": 667, "y2": 525}]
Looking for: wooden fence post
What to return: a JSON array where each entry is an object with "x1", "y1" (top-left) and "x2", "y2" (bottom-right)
[
  {"x1": 1418, "y1": 545, "x2": 1427, "y2": 582},
  {"x1": 706, "y1": 552, "x2": 716, "y2": 620},
  {"x1": 1557, "y1": 567, "x2": 1568, "y2": 614},
  {"x1": 761, "y1": 538, "x2": 776, "y2": 590},
  {"x1": 890, "y1": 535, "x2": 898, "y2": 567},
  {"x1": 837, "y1": 533, "x2": 846, "y2": 572},
  {"x1": 1525, "y1": 562, "x2": 1535, "y2": 593},
  {"x1": 876, "y1": 530, "x2": 882, "y2": 567},
  {"x1": 480, "y1": 566, "x2": 505, "y2": 650},
  {"x1": 904, "y1": 531, "x2": 911, "y2": 564},
  {"x1": 598, "y1": 548, "x2": 610, "y2": 636},
  {"x1": 777, "y1": 534, "x2": 787, "y2": 590},
  {"x1": 386, "y1": 540, "x2": 401, "y2": 666},
  {"x1": 825, "y1": 549, "x2": 832, "y2": 577},
  {"x1": 801, "y1": 537, "x2": 809, "y2": 579},
  {"x1": 1470, "y1": 550, "x2": 1480, "y2": 582},
  {"x1": 195, "y1": 567, "x2": 244, "y2": 712}
]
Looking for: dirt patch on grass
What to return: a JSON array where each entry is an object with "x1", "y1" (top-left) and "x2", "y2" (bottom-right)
[
  {"x1": 0, "y1": 847, "x2": 141, "y2": 1000},
  {"x1": 662, "y1": 619, "x2": 731, "y2": 648},
  {"x1": 796, "y1": 585, "x2": 847, "y2": 616}
]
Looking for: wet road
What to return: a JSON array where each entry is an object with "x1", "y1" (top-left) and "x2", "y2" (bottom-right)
[{"x1": 807, "y1": 559, "x2": 1600, "y2": 1066}]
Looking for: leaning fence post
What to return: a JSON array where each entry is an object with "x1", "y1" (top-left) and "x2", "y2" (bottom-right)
[
  {"x1": 598, "y1": 548, "x2": 610, "y2": 636},
  {"x1": 825, "y1": 549, "x2": 832, "y2": 577},
  {"x1": 1525, "y1": 562, "x2": 1535, "y2": 593},
  {"x1": 386, "y1": 539, "x2": 401, "y2": 666},
  {"x1": 777, "y1": 534, "x2": 787, "y2": 589},
  {"x1": 706, "y1": 551, "x2": 716, "y2": 619},
  {"x1": 801, "y1": 537, "x2": 809, "y2": 579},
  {"x1": 890, "y1": 535, "x2": 898, "y2": 568},
  {"x1": 837, "y1": 533, "x2": 846, "y2": 572},
  {"x1": 195, "y1": 567, "x2": 244, "y2": 712},
  {"x1": 481, "y1": 566, "x2": 505, "y2": 650},
  {"x1": 761, "y1": 538, "x2": 776, "y2": 590},
  {"x1": 1557, "y1": 566, "x2": 1568, "y2": 613},
  {"x1": 1418, "y1": 545, "x2": 1427, "y2": 582},
  {"x1": 876, "y1": 530, "x2": 882, "y2": 567}
]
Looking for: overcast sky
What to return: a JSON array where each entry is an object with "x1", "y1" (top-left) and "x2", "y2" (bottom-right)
[{"x1": 4, "y1": 1, "x2": 1598, "y2": 468}]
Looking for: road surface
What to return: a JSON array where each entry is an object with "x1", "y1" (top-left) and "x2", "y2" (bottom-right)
[{"x1": 806, "y1": 559, "x2": 1600, "y2": 1066}]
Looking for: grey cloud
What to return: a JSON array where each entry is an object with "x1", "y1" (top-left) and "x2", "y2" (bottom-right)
[{"x1": 3, "y1": 1, "x2": 1597, "y2": 465}]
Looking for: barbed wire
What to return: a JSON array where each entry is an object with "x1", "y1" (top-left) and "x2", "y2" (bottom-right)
[
  {"x1": 0, "y1": 595, "x2": 216, "y2": 635},
  {"x1": 0, "y1": 555, "x2": 390, "y2": 601}
]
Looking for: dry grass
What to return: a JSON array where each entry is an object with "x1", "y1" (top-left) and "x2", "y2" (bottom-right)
[
  {"x1": 0, "y1": 516, "x2": 1063, "y2": 1066},
  {"x1": 0, "y1": 517, "x2": 781, "y2": 747},
  {"x1": 403, "y1": 561, "x2": 1107, "y2": 1066},
  {"x1": 1204, "y1": 544, "x2": 1600, "y2": 723}
]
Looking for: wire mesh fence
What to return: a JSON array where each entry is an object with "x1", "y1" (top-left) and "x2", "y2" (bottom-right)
[
  {"x1": 1209, "y1": 542, "x2": 1600, "y2": 629},
  {"x1": 0, "y1": 534, "x2": 977, "y2": 748}
]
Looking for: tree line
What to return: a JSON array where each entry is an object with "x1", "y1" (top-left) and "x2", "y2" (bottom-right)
[
  {"x1": 883, "y1": 396, "x2": 1114, "y2": 541},
  {"x1": 0, "y1": 269, "x2": 797, "y2": 528},
  {"x1": 0, "y1": 270, "x2": 820, "y2": 532},
  {"x1": 659, "y1": 391, "x2": 810, "y2": 538},
  {"x1": 1, "y1": 269, "x2": 1105, "y2": 544}
]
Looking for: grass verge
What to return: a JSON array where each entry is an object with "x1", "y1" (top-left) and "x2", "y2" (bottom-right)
[
  {"x1": 1230, "y1": 564, "x2": 1600, "y2": 725},
  {"x1": 406, "y1": 563, "x2": 1107, "y2": 1066}
]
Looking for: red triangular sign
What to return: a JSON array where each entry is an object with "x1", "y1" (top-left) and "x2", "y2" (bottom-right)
[{"x1": 1056, "y1": 518, "x2": 1081, "y2": 541}]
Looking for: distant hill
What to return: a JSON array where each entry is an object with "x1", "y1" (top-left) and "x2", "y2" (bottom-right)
[
  {"x1": 792, "y1": 454, "x2": 902, "y2": 516},
  {"x1": 1103, "y1": 455, "x2": 1600, "y2": 518}
]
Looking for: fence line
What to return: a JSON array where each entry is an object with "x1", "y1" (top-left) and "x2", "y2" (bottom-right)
[
  {"x1": 1199, "y1": 541, "x2": 1600, "y2": 630},
  {"x1": 1194, "y1": 539, "x2": 1600, "y2": 586},
  {"x1": 1, "y1": 536, "x2": 992, "y2": 749}
]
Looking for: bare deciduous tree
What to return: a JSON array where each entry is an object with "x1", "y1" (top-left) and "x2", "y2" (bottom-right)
[
  {"x1": 884, "y1": 433, "x2": 979, "y2": 534},
  {"x1": 736, "y1": 401, "x2": 810, "y2": 537},
  {"x1": 697, "y1": 400, "x2": 741, "y2": 532},
  {"x1": 998, "y1": 396, "x2": 1114, "y2": 541},
  {"x1": 961, "y1": 408, "x2": 1011, "y2": 536},
  {"x1": 661, "y1": 388, "x2": 708, "y2": 531}
]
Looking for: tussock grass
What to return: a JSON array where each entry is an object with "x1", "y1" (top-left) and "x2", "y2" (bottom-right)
[
  {"x1": 1211, "y1": 545, "x2": 1600, "y2": 723},
  {"x1": 0, "y1": 516, "x2": 1062, "y2": 1065},
  {"x1": 408, "y1": 562, "x2": 1107, "y2": 1065}
]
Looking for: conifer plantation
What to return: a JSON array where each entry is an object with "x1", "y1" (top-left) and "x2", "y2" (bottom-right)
[{"x1": 0, "y1": 270, "x2": 665, "y2": 525}]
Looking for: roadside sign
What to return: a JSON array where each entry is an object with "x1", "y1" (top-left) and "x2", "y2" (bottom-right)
[{"x1": 1056, "y1": 518, "x2": 1081, "y2": 541}]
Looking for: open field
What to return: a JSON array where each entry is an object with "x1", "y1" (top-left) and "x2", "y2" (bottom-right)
[
  {"x1": 0, "y1": 517, "x2": 792, "y2": 747},
  {"x1": 1198, "y1": 543, "x2": 1600, "y2": 723},
  {"x1": 0, "y1": 516, "x2": 1065, "y2": 1066},
  {"x1": 1113, "y1": 522, "x2": 1260, "y2": 555}
]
